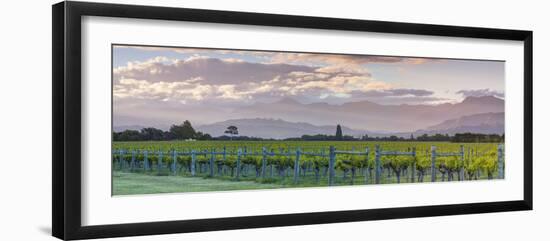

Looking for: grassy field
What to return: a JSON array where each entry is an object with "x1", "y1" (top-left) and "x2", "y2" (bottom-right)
[
  {"x1": 112, "y1": 168, "x2": 496, "y2": 195},
  {"x1": 112, "y1": 140, "x2": 503, "y2": 195},
  {"x1": 113, "y1": 171, "x2": 280, "y2": 195}
]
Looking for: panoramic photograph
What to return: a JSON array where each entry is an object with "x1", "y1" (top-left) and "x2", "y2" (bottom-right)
[{"x1": 111, "y1": 44, "x2": 505, "y2": 195}]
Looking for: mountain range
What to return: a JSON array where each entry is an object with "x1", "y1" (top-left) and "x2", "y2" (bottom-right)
[
  {"x1": 114, "y1": 95, "x2": 505, "y2": 139},
  {"x1": 196, "y1": 118, "x2": 368, "y2": 139},
  {"x1": 232, "y1": 95, "x2": 504, "y2": 132},
  {"x1": 413, "y1": 112, "x2": 504, "y2": 136},
  {"x1": 195, "y1": 112, "x2": 504, "y2": 139}
]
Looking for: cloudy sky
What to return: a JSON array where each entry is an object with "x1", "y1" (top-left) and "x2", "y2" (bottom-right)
[{"x1": 113, "y1": 45, "x2": 504, "y2": 129}]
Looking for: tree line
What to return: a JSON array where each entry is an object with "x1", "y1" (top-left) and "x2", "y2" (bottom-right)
[
  {"x1": 113, "y1": 121, "x2": 504, "y2": 143},
  {"x1": 285, "y1": 133, "x2": 503, "y2": 142},
  {"x1": 113, "y1": 121, "x2": 276, "y2": 141},
  {"x1": 113, "y1": 120, "x2": 213, "y2": 141}
]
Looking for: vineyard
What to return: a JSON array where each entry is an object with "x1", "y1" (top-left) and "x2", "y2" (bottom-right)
[{"x1": 112, "y1": 141, "x2": 504, "y2": 195}]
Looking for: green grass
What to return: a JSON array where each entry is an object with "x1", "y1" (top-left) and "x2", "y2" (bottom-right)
[
  {"x1": 113, "y1": 168, "x2": 496, "y2": 195},
  {"x1": 113, "y1": 171, "x2": 281, "y2": 195}
]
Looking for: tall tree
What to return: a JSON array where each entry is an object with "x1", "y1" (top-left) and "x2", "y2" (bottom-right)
[
  {"x1": 224, "y1": 126, "x2": 239, "y2": 140},
  {"x1": 335, "y1": 124, "x2": 343, "y2": 140},
  {"x1": 169, "y1": 120, "x2": 196, "y2": 140}
]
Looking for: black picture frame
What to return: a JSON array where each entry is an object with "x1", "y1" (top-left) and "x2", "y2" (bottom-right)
[{"x1": 52, "y1": 1, "x2": 533, "y2": 240}]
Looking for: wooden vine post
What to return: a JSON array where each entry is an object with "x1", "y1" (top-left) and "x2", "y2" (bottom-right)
[
  {"x1": 261, "y1": 147, "x2": 267, "y2": 179},
  {"x1": 431, "y1": 145, "x2": 437, "y2": 182},
  {"x1": 143, "y1": 150, "x2": 149, "y2": 171},
  {"x1": 410, "y1": 147, "x2": 416, "y2": 183},
  {"x1": 270, "y1": 149, "x2": 274, "y2": 178},
  {"x1": 294, "y1": 148, "x2": 301, "y2": 184},
  {"x1": 460, "y1": 145, "x2": 465, "y2": 181},
  {"x1": 172, "y1": 150, "x2": 177, "y2": 175},
  {"x1": 364, "y1": 147, "x2": 370, "y2": 184},
  {"x1": 375, "y1": 145, "x2": 381, "y2": 184},
  {"x1": 328, "y1": 146, "x2": 336, "y2": 186},
  {"x1": 130, "y1": 150, "x2": 136, "y2": 171},
  {"x1": 498, "y1": 144, "x2": 504, "y2": 179},
  {"x1": 191, "y1": 150, "x2": 196, "y2": 176},
  {"x1": 236, "y1": 148, "x2": 242, "y2": 180},
  {"x1": 209, "y1": 148, "x2": 215, "y2": 177},
  {"x1": 118, "y1": 149, "x2": 124, "y2": 170},
  {"x1": 157, "y1": 150, "x2": 163, "y2": 173}
]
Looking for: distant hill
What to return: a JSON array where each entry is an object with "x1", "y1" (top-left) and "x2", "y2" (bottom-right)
[
  {"x1": 413, "y1": 112, "x2": 504, "y2": 136},
  {"x1": 196, "y1": 118, "x2": 368, "y2": 139},
  {"x1": 233, "y1": 96, "x2": 504, "y2": 132}
]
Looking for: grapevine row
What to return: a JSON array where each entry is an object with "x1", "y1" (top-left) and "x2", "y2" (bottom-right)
[{"x1": 112, "y1": 144, "x2": 504, "y2": 186}]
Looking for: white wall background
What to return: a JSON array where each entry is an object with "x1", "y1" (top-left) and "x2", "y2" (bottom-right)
[{"x1": 0, "y1": 0, "x2": 547, "y2": 240}]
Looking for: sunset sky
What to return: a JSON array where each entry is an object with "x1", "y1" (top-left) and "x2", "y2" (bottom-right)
[{"x1": 112, "y1": 45, "x2": 504, "y2": 129}]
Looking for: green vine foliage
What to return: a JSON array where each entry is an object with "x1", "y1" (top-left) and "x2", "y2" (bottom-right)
[
  {"x1": 311, "y1": 156, "x2": 329, "y2": 169},
  {"x1": 415, "y1": 155, "x2": 431, "y2": 172},
  {"x1": 480, "y1": 152, "x2": 498, "y2": 177},
  {"x1": 335, "y1": 154, "x2": 352, "y2": 172},
  {"x1": 241, "y1": 155, "x2": 262, "y2": 167},
  {"x1": 266, "y1": 155, "x2": 279, "y2": 166},
  {"x1": 268, "y1": 155, "x2": 294, "y2": 168},
  {"x1": 437, "y1": 156, "x2": 461, "y2": 172},
  {"x1": 224, "y1": 156, "x2": 238, "y2": 168},
  {"x1": 147, "y1": 154, "x2": 158, "y2": 164},
  {"x1": 381, "y1": 155, "x2": 414, "y2": 171},
  {"x1": 196, "y1": 155, "x2": 210, "y2": 164},
  {"x1": 177, "y1": 155, "x2": 192, "y2": 166},
  {"x1": 465, "y1": 156, "x2": 482, "y2": 180}
]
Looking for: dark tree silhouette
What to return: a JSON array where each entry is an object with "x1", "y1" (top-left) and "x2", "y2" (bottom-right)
[
  {"x1": 224, "y1": 126, "x2": 239, "y2": 140},
  {"x1": 195, "y1": 131, "x2": 212, "y2": 140},
  {"x1": 113, "y1": 130, "x2": 142, "y2": 141},
  {"x1": 140, "y1": 127, "x2": 164, "y2": 140},
  {"x1": 169, "y1": 120, "x2": 196, "y2": 140},
  {"x1": 335, "y1": 124, "x2": 343, "y2": 140}
]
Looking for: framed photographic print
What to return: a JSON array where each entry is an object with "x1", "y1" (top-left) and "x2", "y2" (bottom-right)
[{"x1": 52, "y1": 1, "x2": 533, "y2": 240}]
